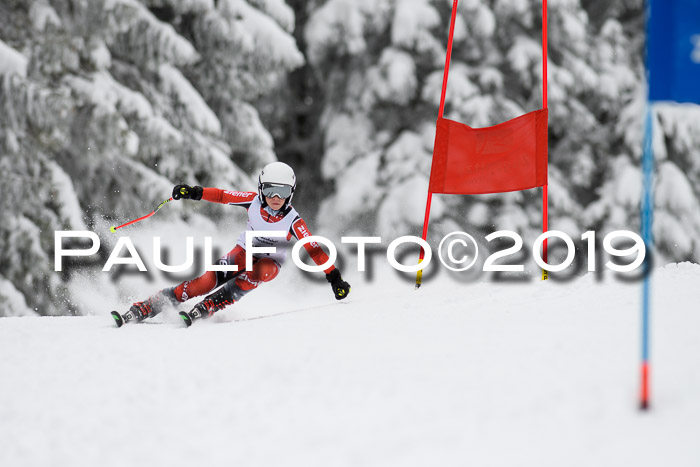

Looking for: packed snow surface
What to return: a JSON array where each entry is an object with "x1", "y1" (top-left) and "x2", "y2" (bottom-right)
[{"x1": 1, "y1": 264, "x2": 699, "y2": 466}]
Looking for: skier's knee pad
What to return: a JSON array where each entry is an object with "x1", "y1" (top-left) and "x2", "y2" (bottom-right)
[{"x1": 251, "y1": 258, "x2": 279, "y2": 283}]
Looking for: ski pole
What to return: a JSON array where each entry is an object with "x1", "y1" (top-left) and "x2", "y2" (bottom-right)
[{"x1": 110, "y1": 197, "x2": 173, "y2": 233}]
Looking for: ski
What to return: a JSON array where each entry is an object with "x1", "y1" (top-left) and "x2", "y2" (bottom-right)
[
  {"x1": 111, "y1": 310, "x2": 139, "y2": 327},
  {"x1": 111, "y1": 311, "x2": 124, "y2": 328},
  {"x1": 179, "y1": 311, "x2": 193, "y2": 327},
  {"x1": 120, "y1": 299, "x2": 351, "y2": 329}
]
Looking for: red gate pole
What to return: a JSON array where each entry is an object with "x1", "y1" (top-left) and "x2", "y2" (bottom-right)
[
  {"x1": 416, "y1": 0, "x2": 460, "y2": 288},
  {"x1": 541, "y1": 0, "x2": 549, "y2": 280}
]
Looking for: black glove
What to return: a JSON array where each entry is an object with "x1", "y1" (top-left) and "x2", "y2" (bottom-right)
[
  {"x1": 172, "y1": 184, "x2": 203, "y2": 200},
  {"x1": 326, "y1": 269, "x2": 350, "y2": 300}
]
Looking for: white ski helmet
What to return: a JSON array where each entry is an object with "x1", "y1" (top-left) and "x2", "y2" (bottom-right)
[{"x1": 258, "y1": 161, "x2": 296, "y2": 210}]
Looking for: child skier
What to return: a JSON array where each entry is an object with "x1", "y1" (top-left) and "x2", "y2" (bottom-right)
[{"x1": 111, "y1": 162, "x2": 351, "y2": 327}]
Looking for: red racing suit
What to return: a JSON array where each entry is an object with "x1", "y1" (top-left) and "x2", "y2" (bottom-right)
[{"x1": 173, "y1": 188, "x2": 334, "y2": 302}]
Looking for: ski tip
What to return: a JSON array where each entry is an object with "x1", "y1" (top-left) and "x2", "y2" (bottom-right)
[
  {"x1": 111, "y1": 311, "x2": 124, "y2": 328},
  {"x1": 178, "y1": 311, "x2": 193, "y2": 327}
]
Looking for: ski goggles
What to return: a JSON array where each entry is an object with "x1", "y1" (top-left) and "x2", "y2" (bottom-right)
[{"x1": 261, "y1": 183, "x2": 293, "y2": 199}]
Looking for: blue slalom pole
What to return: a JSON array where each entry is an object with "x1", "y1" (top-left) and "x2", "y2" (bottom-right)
[{"x1": 640, "y1": 104, "x2": 654, "y2": 410}]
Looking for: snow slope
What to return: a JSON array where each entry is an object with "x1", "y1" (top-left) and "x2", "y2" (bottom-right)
[{"x1": 1, "y1": 263, "x2": 699, "y2": 467}]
